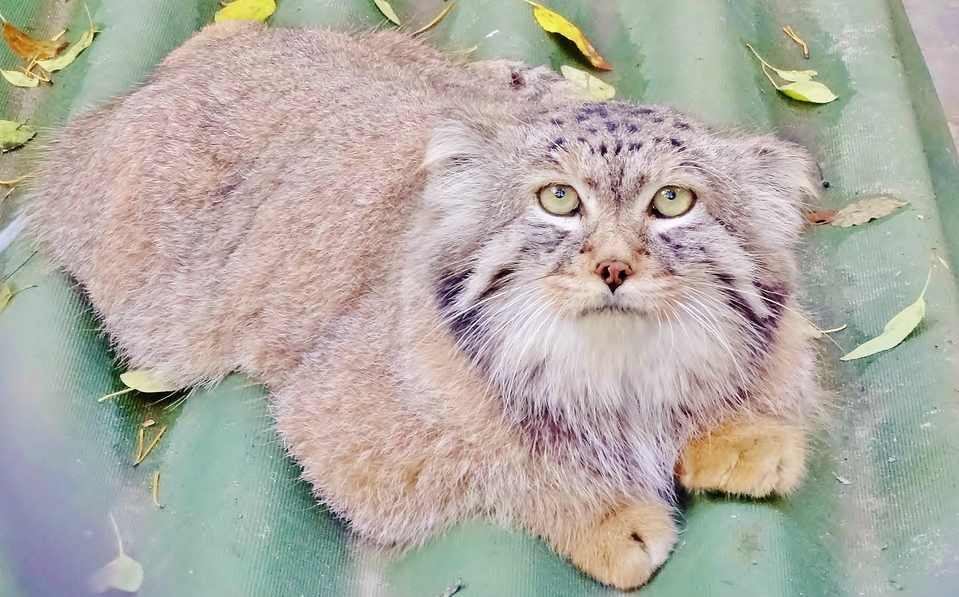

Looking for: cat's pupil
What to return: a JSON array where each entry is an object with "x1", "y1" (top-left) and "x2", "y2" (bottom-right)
[
  {"x1": 554, "y1": 187, "x2": 566, "y2": 198},
  {"x1": 665, "y1": 189, "x2": 676, "y2": 200}
]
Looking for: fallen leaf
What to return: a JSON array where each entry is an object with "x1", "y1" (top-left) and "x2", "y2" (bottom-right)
[
  {"x1": 119, "y1": 370, "x2": 183, "y2": 393},
  {"x1": 805, "y1": 209, "x2": 837, "y2": 225},
  {"x1": 412, "y1": 2, "x2": 454, "y2": 37},
  {"x1": 779, "y1": 79, "x2": 838, "y2": 104},
  {"x1": 522, "y1": 1, "x2": 612, "y2": 71},
  {"x1": 373, "y1": 0, "x2": 401, "y2": 25},
  {"x1": 214, "y1": 0, "x2": 276, "y2": 23},
  {"x1": 87, "y1": 515, "x2": 144, "y2": 594},
  {"x1": 1, "y1": 21, "x2": 67, "y2": 62},
  {"x1": 560, "y1": 64, "x2": 614, "y2": 100},
  {"x1": 0, "y1": 120, "x2": 36, "y2": 152},
  {"x1": 829, "y1": 196, "x2": 907, "y2": 228},
  {"x1": 771, "y1": 68, "x2": 817, "y2": 82},
  {"x1": 745, "y1": 44, "x2": 837, "y2": 105},
  {"x1": 835, "y1": 474, "x2": 852, "y2": 485},
  {"x1": 0, "y1": 69, "x2": 39, "y2": 87},
  {"x1": 840, "y1": 265, "x2": 932, "y2": 361},
  {"x1": 0, "y1": 282, "x2": 10, "y2": 313},
  {"x1": 37, "y1": 24, "x2": 97, "y2": 72}
]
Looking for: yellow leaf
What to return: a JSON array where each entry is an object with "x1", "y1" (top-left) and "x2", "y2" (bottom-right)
[
  {"x1": 373, "y1": 0, "x2": 401, "y2": 25},
  {"x1": 560, "y1": 64, "x2": 614, "y2": 100},
  {"x1": 0, "y1": 69, "x2": 39, "y2": 87},
  {"x1": 87, "y1": 515, "x2": 144, "y2": 594},
  {"x1": 214, "y1": 0, "x2": 276, "y2": 23},
  {"x1": 37, "y1": 25, "x2": 97, "y2": 72},
  {"x1": 119, "y1": 370, "x2": 183, "y2": 393},
  {"x1": 779, "y1": 79, "x2": 838, "y2": 104},
  {"x1": 0, "y1": 282, "x2": 10, "y2": 313},
  {"x1": 829, "y1": 196, "x2": 907, "y2": 228},
  {"x1": 840, "y1": 266, "x2": 932, "y2": 361},
  {"x1": 523, "y1": 1, "x2": 612, "y2": 71}
]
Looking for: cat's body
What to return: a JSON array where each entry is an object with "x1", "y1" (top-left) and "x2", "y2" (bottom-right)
[{"x1": 27, "y1": 22, "x2": 820, "y2": 589}]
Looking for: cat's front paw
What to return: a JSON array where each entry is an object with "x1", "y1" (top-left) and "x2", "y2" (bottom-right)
[
  {"x1": 677, "y1": 418, "x2": 806, "y2": 497},
  {"x1": 565, "y1": 500, "x2": 677, "y2": 590}
]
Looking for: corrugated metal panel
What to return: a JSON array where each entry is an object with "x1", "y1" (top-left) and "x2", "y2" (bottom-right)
[{"x1": 0, "y1": 0, "x2": 957, "y2": 595}]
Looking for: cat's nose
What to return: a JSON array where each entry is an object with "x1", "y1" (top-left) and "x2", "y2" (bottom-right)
[{"x1": 595, "y1": 260, "x2": 634, "y2": 293}]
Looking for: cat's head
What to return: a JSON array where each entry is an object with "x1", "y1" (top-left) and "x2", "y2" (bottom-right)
[{"x1": 418, "y1": 101, "x2": 818, "y2": 419}]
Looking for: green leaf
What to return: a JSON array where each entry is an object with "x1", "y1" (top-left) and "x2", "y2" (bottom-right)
[
  {"x1": 0, "y1": 120, "x2": 37, "y2": 152},
  {"x1": 560, "y1": 65, "x2": 615, "y2": 100},
  {"x1": 779, "y1": 79, "x2": 838, "y2": 104},
  {"x1": 769, "y1": 68, "x2": 817, "y2": 82},
  {"x1": 87, "y1": 515, "x2": 144, "y2": 594},
  {"x1": 373, "y1": 0, "x2": 401, "y2": 25},
  {"x1": 840, "y1": 267, "x2": 932, "y2": 361},
  {"x1": 0, "y1": 69, "x2": 39, "y2": 87},
  {"x1": 36, "y1": 26, "x2": 97, "y2": 72},
  {"x1": 119, "y1": 370, "x2": 183, "y2": 393},
  {"x1": 214, "y1": 0, "x2": 277, "y2": 23}
]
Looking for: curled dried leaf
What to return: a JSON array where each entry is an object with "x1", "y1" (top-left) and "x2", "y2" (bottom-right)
[
  {"x1": 1, "y1": 21, "x2": 67, "y2": 62},
  {"x1": 522, "y1": 0, "x2": 612, "y2": 71},
  {"x1": 829, "y1": 196, "x2": 907, "y2": 228},
  {"x1": 214, "y1": 0, "x2": 276, "y2": 23},
  {"x1": 560, "y1": 64, "x2": 614, "y2": 100}
]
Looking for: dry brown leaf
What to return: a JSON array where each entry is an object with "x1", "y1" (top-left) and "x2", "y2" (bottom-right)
[
  {"x1": 1, "y1": 21, "x2": 67, "y2": 62},
  {"x1": 830, "y1": 196, "x2": 907, "y2": 228}
]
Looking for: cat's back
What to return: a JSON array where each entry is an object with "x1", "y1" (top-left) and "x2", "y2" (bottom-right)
[{"x1": 26, "y1": 23, "x2": 506, "y2": 386}]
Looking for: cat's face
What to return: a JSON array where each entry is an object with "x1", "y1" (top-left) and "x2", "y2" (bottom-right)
[{"x1": 420, "y1": 102, "x2": 817, "y2": 417}]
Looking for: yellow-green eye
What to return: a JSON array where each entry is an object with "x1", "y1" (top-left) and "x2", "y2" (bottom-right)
[
  {"x1": 537, "y1": 184, "x2": 581, "y2": 216},
  {"x1": 651, "y1": 186, "x2": 695, "y2": 218}
]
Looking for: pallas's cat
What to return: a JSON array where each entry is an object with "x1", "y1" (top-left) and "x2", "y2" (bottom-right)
[{"x1": 27, "y1": 22, "x2": 820, "y2": 589}]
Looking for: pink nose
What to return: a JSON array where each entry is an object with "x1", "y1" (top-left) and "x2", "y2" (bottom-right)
[{"x1": 595, "y1": 260, "x2": 634, "y2": 293}]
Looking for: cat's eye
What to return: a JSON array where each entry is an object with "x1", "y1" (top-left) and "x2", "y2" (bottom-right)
[
  {"x1": 650, "y1": 186, "x2": 696, "y2": 218},
  {"x1": 537, "y1": 184, "x2": 581, "y2": 216}
]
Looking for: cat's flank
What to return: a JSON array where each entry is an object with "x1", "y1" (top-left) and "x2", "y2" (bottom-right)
[{"x1": 27, "y1": 22, "x2": 820, "y2": 589}]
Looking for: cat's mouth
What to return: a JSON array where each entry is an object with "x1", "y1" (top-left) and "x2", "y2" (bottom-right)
[{"x1": 582, "y1": 302, "x2": 642, "y2": 316}]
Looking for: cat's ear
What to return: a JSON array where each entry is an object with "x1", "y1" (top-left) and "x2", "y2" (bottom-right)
[
  {"x1": 423, "y1": 110, "x2": 513, "y2": 174},
  {"x1": 729, "y1": 134, "x2": 820, "y2": 204},
  {"x1": 715, "y1": 133, "x2": 821, "y2": 233}
]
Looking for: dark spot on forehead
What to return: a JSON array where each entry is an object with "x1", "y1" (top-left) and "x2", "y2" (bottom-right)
[
  {"x1": 627, "y1": 124, "x2": 639, "y2": 133},
  {"x1": 587, "y1": 127, "x2": 598, "y2": 134},
  {"x1": 549, "y1": 138, "x2": 565, "y2": 151},
  {"x1": 628, "y1": 142, "x2": 643, "y2": 151},
  {"x1": 652, "y1": 117, "x2": 664, "y2": 123},
  {"x1": 653, "y1": 137, "x2": 662, "y2": 143},
  {"x1": 550, "y1": 118, "x2": 564, "y2": 126},
  {"x1": 606, "y1": 122, "x2": 618, "y2": 132},
  {"x1": 673, "y1": 121, "x2": 690, "y2": 130},
  {"x1": 613, "y1": 142, "x2": 622, "y2": 155},
  {"x1": 598, "y1": 143, "x2": 607, "y2": 156}
]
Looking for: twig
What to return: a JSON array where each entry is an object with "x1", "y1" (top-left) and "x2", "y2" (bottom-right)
[
  {"x1": 134, "y1": 427, "x2": 144, "y2": 463},
  {"x1": 151, "y1": 470, "x2": 164, "y2": 508},
  {"x1": 782, "y1": 25, "x2": 810, "y2": 59},
  {"x1": 0, "y1": 171, "x2": 35, "y2": 186},
  {"x1": 133, "y1": 425, "x2": 167, "y2": 466}
]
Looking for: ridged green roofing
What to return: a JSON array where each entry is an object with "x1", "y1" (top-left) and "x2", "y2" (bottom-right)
[{"x1": 1, "y1": 1, "x2": 957, "y2": 595}]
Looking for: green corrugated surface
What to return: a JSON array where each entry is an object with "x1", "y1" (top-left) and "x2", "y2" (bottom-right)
[{"x1": 1, "y1": 0, "x2": 958, "y2": 595}]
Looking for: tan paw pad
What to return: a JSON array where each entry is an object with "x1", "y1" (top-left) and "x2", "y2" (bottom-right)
[{"x1": 677, "y1": 419, "x2": 806, "y2": 497}]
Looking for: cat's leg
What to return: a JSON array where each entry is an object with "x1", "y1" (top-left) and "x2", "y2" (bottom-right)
[
  {"x1": 521, "y1": 494, "x2": 677, "y2": 590},
  {"x1": 676, "y1": 417, "x2": 806, "y2": 497}
]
